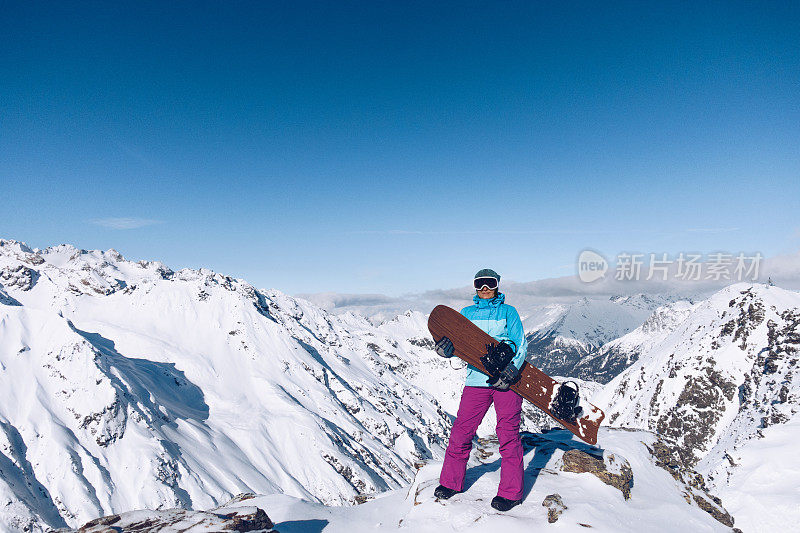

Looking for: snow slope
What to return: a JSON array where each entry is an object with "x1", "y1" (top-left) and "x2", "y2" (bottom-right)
[
  {"x1": 0, "y1": 240, "x2": 455, "y2": 530},
  {"x1": 65, "y1": 427, "x2": 735, "y2": 533},
  {"x1": 594, "y1": 283, "x2": 800, "y2": 531}
]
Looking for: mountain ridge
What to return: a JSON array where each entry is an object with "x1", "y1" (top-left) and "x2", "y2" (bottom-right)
[{"x1": 0, "y1": 239, "x2": 455, "y2": 531}]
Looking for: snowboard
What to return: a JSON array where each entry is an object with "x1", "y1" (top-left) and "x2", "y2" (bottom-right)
[{"x1": 428, "y1": 305, "x2": 605, "y2": 445}]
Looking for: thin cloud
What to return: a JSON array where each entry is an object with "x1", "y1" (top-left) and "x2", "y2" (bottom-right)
[
  {"x1": 685, "y1": 227, "x2": 740, "y2": 233},
  {"x1": 110, "y1": 139, "x2": 169, "y2": 173},
  {"x1": 348, "y1": 229, "x2": 621, "y2": 236},
  {"x1": 348, "y1": 228, "x2": 745, "y2": 236},
  {"x1": 90, "y1": 217, "x2": 163, "y2": 230},
  {"x1": 297, "y1": 292, "x2": 398, "y2": 309},
  {"x1": 297, "y1": 251, "x2": 800, "y2": 321}
]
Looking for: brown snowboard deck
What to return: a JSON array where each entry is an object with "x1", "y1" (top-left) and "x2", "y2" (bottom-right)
[{"x1": 428, "y1": 304, "x2": 605, "y2": 445}]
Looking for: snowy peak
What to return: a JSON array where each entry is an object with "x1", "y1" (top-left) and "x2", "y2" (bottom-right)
[
  {"x1": 572, "y1": 300, "x2": 696, "y2": 383},
  {"x1": 525, "y1": 293, "x2": 685, "y2": 378},
  {"x1": 599, "y1": 284, "x2": 800, "y2": 459},
  {"x1": 594, "y1": 283, "x2": 800, "y2": 529},
  {"x1": 531, "y1": 293, "x2": 678, "y2": 348},
  {"x1": 0, "y1": 240, "x2": 43, "y2": 292},
  {"x1": 0, "y1": 238, "x2": 459, "y2": 531},
  {"x1": 0, "y1": 239, "x2": 35, "y2": 255},
  {"x1": 0, "y1": 239, "x2": 173, "y2": 299},
  {"x1": 573, "y1": 293, "x2": 682, "y2": 344}
]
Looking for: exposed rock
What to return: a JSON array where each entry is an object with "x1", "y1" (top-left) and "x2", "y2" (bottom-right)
[
  {"x1": 541, "y1": 493, "x2": 567, "y2": 523},
  {"x1": 354, "y1": 494, "x2": 375, "y2": 504},
  {"x1": 691, "y1": 493, "x2": 734, "y2": 528},
  {"x1": 216, "y1": 493, "x2": 258, "y2": 506},
  {"x1": 218, "y1": 507, "x2": 274, "y2": 531},
  {"x1": 645, "y1": 439, "x2": 734, "y2": 528},
  {"x1": 655, "y1": 366, "x2": 734, "y2": 466},
  {"x1": 408, "y1": 337, "x2": 434, "y2": 348},
  {"x1": 560, "y1": 449, "x2": 633, "y2": 500},
  {"x1": 78, "y1": 514, "x2": 121, "y2": 529},
  {"x1": 0, "y1": 264, "x2": 38, "y2": 291},
  {"x1": 67, "y1": 506, "x2": 275, "y2": 532}
]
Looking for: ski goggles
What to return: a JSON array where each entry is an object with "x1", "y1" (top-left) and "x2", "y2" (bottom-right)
[{"x1": 473, "y1": 277, "x2": 499, "y2": 290}]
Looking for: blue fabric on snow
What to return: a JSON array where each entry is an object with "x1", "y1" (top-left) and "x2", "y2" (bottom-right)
[{"x1": 459, "y1": 292, "x2": 526, "y2": 387}]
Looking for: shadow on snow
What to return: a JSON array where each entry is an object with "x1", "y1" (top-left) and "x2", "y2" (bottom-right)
[{"x1": 462, "y1": 428, "x2": 605, "y2": 502}]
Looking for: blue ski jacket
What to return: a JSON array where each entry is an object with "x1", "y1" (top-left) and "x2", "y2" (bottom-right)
[{"x1": 460, "y1": 292, "x2": 527, "y2": 387}]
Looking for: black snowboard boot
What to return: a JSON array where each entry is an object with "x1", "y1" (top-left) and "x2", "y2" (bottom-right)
[
  {"x1": 434, "y1": 485, "x2": 460, "y2": 500},
  {"x1": 491, "y1": 495, "x2": 522, "y2": 511}
]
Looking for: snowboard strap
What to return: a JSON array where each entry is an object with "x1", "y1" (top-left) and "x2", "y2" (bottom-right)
[
  {"x1": 480, "y1": 341, "x2": 517, "y2": 378},
  {"x1": 551, "y1": 381, "x2": 583, "y2": 422}
]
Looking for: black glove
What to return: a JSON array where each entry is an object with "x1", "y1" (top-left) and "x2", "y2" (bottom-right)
[
  {"x1": 435, "y1": 336, "x2": 454, "y2": 358},
  {"x1": 490, "y1": 362, "x2": 521, "y2": 391}
]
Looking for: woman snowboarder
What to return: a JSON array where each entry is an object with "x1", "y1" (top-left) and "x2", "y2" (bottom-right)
[{"x1": 433, "y1": 268, "x2": 526, "y2": 511}]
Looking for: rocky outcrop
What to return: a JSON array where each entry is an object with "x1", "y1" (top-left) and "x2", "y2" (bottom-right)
[
  {"x1": 0, "y1": 264, "x2": 39, "y2": 291},
  {"x1": 560, "y1": 449, "x2": 633, "y2": 499},
  {"x1": 541, "y1": 493, "x2": 566, "y2": 523},
  {"x1": 599, "y1": 284, "x2": 800, "y2": 471},
  {"x1": 65, "y1": 504, "x2": 275, "y2": 532},
  {"x1": 646, "y1": 439, "x2": 735, "y2": 528}
]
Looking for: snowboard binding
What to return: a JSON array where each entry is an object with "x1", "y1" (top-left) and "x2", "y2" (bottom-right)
[
  {"x1": 480, "y1": 341, "x2": 517, "y2": 377},
  {"x1": 550, "y1": 381, "x2": 583, "y2": 423}
]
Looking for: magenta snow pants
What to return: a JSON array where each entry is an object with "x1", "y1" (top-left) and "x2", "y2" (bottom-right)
[{"x1": 439, "y1": 386, "x2": 524, "y2": 500}]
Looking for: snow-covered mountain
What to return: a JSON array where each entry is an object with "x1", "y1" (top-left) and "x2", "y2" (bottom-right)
[
  {"x1": 524, "y1": 294, "x2": 686, "y2": 378},
  {"x1": 4, "y1": 237, "x2": 798, "y2": 531},
  {"x1": 572, "y1": 300, "x2": 697, "y2": 383},
  {"x1": 594, "y1": 283, "x2": 800, "y2": 531},
  {"x1": 0, "y1": 239, "x2": 459, "y2": 531}
]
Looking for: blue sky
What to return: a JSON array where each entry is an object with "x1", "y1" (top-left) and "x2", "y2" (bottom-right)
[{"x1": 2, "y1": 2, "x2": 799, "y2": 295}]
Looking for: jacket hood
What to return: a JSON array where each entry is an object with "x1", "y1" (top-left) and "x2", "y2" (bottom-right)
[{"x1": 472, "y1": 292, "x2": 505, "y2": 308}]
